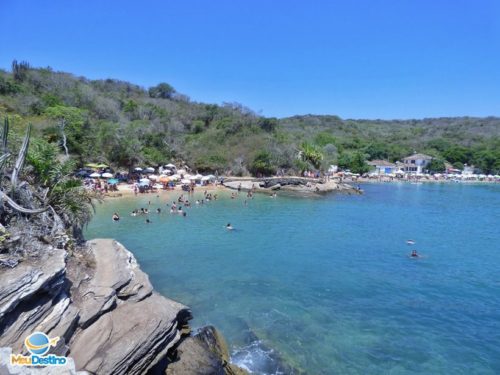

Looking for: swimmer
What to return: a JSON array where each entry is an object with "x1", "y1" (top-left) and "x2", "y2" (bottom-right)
[
  {"x1": 410, "y1": 250, "x2": 420, "y2": 258},
  {"x1": 130, "y1": 210, "x2": 137, "y2": 217},
  {"x1": 156, "y1": 208, "x2": 161, "y2": 214},
  {"x1": 196, "y1": 200, "x2": 200, "y2": 205},
  {"x1": 226, "y1": 223, "x2": 233, "y2": 230},
  {"x1": 112, "y1": 213, "x2": 120, "y2": 222},
  {"x1": 146, "y1": 218, "x2": 151, "y2": 224}
]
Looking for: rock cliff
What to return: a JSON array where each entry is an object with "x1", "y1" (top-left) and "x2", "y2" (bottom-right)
[{"x1": 0, "y1": 239, "x2": 245, "y2": 375}]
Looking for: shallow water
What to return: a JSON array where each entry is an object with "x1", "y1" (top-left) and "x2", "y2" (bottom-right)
[{"x1": 85, "y1": 183, "x2": 500, "y2": 374}]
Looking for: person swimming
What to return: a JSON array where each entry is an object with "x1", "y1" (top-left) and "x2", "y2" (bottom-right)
[
  {"x1": 112, "y1": 213, "x2": 120, "y2": 221},
  {"x1": 410, "y1": 250, "x2": 420, "y2": 258},
  {"x1": 226, "y1": 223, "x2": 233, "y2": 230},
  {"x1": 146, "y1": 218, "x2": 151, "y2": 224},
  {"x1": 156, "y1": 208, "x2": 161, "y2": 214}
]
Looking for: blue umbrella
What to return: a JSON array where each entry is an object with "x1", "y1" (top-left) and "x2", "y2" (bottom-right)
[
  {"x1": 107, "y1": 178, "x2": 119, "y2": 185},
  {"x1": 139, "y1": 181, "x2": 150, "y2": 187}
]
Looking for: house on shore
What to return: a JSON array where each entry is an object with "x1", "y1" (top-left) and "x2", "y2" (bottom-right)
[
  {"x1": 403, "y1": 153, "x2": 433, "y2": 174},
  {"x1": 462, "y1": 164, "x2": 476, "y2": 176},
  {"x1": 367, "y1": 160, "x2": 397, "y2": 175}
]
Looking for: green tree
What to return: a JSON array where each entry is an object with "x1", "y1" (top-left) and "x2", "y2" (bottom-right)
[
  {"x1": 426, "y1": 158, "x2": 446, "y2": 173},
  {"x1": 148, "y1": 83, "x2": 176, "y2": 99},
  {"x1": 258, "y1": 117, "x2": 278, "y2": 132},
  {"x1": 27, "y1": 138, "x2": 98, "y2": 238},
  {"x1": 44, "y1": 105, "x2": 85, "y2": 156},
  {"x1": 300, "y1": 142, "x2": 323, "y2": 169},
  {"x1": 349, "y1": 152, "x2": 370, "y2": 174},
  {"x1": 250, "y1": 151, "x2": 276, "y2": 176}
]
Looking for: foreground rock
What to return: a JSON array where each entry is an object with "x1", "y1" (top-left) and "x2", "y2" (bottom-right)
[
  {"x1": 166, "y1": 326, "x2": 247, "y2": 375},
  {"x1": 0, "y1": 239, "x2": 241, "y2": 374}
]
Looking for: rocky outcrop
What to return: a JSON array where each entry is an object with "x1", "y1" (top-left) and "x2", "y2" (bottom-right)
[
  {"x1": 166, "y1": 326, "x2": 247, "y2": 375},
  {"x1": 1, "y1": 239, "x2": 232, "y2": 375},
  {"x1": 224, "y1": 177, "x2": 360, "y2": 196}
]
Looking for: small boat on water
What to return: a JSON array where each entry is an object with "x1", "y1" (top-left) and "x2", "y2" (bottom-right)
[{"x1": 406, "y1": 240, "x2": 416, "y2": 245}]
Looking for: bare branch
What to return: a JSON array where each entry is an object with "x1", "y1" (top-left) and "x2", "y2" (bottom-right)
[{"x1": 0, "y1": 190, "x2": 48, "y2": 214}]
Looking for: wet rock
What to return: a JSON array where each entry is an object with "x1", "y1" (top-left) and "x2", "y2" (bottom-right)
[{"x1": 166, "y1": 326, "x2": 247, "y2": 375}]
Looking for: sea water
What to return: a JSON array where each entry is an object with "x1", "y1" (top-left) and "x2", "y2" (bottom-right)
[{"x1": 85, "y1": 183, "x2": 500, "y2": 374}]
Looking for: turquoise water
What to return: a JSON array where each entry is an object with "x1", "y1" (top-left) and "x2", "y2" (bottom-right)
[{"x1": 85, "y1": 183, "x2": 500, "y2": 374}]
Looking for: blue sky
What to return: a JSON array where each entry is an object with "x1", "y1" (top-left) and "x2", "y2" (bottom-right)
[{"x1": 1, "y1": 0, "x2": 499, "y2": 119}]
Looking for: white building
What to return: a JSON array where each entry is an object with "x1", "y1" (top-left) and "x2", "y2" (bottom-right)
[
  {"x1": 367, "y1": 160, "x2": 397, "y2": 175},
  {"x1": 462, "y1": 164, "x2": 475, "y2": 176},
  {"x1": 403, "y1": 153, "x2": 433, "y2": 174}
]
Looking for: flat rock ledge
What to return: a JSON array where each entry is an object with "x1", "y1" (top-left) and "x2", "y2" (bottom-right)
[
  {"x1": 224, "y1": 177, "x2": 361, "y2": 196},
  {"x1": 0, "y1": 239, "x2": 243, "y2": 375}
]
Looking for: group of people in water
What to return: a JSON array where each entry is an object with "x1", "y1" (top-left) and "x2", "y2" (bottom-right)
[{"x1": 111, "y1": 189, "x2": 245, "y2": 228}]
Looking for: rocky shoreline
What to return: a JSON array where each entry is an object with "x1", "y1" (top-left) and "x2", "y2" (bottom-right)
[
  {"x1": 0, "y1": 239, "x2": 246, "y2": 374},
  {"x1": 223, "y1": 176, "x2": 361, "y2": 196}
]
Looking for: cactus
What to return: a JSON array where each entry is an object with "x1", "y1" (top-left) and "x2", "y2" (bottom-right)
[{"x1": 0, "y1": 117, "x2": 47, "y2": 214}]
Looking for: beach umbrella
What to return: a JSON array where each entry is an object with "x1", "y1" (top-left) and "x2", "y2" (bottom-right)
[
  {"x1": 177, "y1": 169, "x2": 186, "y2": 175},
  {"x1": 97, "y1": 163, "x2": 108, "y2": 168},
  {"x1": 102, "y1": 172, "x2": 113, "y2": 178},
  {"x1": 170, "y1": 174, "x2": 180, "y2": 181},
  {"x1": 188, "y1": 175, "x2": 197, "y2": 180},
  {"x1": 134, "y1": 167, "x2": 143, "y2": 172},
  {"x1": 140, "y1": 178, "x2": 150, "y2": 183},
  {"x1": 89, "y1": 172, "x2": 101, "y2": 178},
  {"x1": 181, "y1": 179, "x2": 191, "y2": 184},
  {"x1": 107, "y1": 178, "x2": 119, "y2": 185},
  {"x1": 145, "y1": 167, "x2": 155, "y2": 173},
  {"x1": 85, "y1": 163, "x2": 100, "y2": 169},
  {"x1": 194, "y1": 174, "x2": 203, "y2": 179},
  {"x1": 139, "y1": 181, "x2": 150, "y2": 187},
  {"x1": 159, "y1": 175, "x2": 170, "y2": 183},
  {"x1": 148, "y1": 174, "x2": 159, "y2": 181},
  {"x1": 165, "y1": 163, "x2": 176, "y2": 169}
]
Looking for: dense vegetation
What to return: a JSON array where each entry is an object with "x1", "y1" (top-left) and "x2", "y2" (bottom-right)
[{"x1": 1, "y1": 61, "x2": 499, "y2": 175}]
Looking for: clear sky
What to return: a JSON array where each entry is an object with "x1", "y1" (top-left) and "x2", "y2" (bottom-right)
[{"x1": 1, "y1": 0, "x2": 499, "y2": 119}]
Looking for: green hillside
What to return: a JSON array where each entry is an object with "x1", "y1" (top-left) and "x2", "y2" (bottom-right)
[{"x1": 1, "y1": 61, "x2": 499, "y2": 175}]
